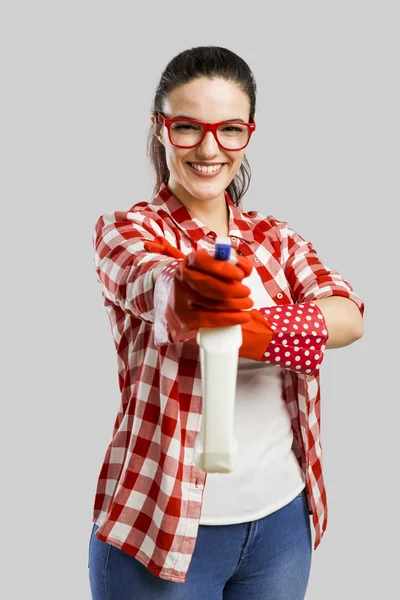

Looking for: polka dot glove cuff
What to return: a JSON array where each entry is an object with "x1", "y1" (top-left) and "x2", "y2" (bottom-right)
[
  {"x1": 239, "y1": 302, "x2": 329, "y2": 375},
  {"x1": 260, "y1": 303, "x2": 329, "y2": 375}
]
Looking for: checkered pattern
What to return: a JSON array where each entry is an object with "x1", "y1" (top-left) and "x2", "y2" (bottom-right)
[{"x1": 91, "y1": 181, "x2": 365, "y2": 583}]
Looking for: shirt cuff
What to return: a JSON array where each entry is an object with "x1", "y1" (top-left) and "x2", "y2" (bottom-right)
[{"x1": 153, "y1": 259, "x2": 189, "y2": 345}]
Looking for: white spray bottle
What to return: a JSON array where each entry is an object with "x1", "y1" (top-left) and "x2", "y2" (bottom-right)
[{"x1": 194, "y1": 237, "x2": 243, "y2": 473}]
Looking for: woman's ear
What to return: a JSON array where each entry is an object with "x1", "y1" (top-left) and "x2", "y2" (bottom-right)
[{"x1": 151, "y1": 113, "x2": 164, "y2": 144}]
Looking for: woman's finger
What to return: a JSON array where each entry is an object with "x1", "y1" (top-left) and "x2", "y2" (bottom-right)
[
  {"x1": 186, "y1": 249, "x2": 250, "y2": 281},
  {"x1": 180, "y1": 268, "x2": 252, "y2": 300}
]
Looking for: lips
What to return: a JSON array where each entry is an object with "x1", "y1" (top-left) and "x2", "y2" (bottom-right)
[
  {"x1": 187, "y1": 162, "x2": 226, "y2": 167},
  {"x1": 186, "y1": 162, "x2": 226, "y2": 177}
]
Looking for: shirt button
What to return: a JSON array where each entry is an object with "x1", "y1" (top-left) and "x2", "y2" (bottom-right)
[
  {"x1": 277, "y1": 293, "x2": 283, "y2": 299},
  {"x1": 254, "y1": 257, "x2": 259, "y2": 263},
  {"x1": 231, "y1": 236, "x2": 237, "y2": 242}
]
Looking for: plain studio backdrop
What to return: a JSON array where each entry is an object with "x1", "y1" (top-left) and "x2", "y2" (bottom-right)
[{"x1": 1, "y1": 1, "x2": 398, "y2": 598}]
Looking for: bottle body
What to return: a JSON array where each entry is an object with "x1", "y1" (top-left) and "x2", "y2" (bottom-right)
[
  {"x1": 194, "y1": 325, "x2": 243, "y2": 473},
  {"x1": 194, "y1": 236, "x2": 243, "y2": 473}
]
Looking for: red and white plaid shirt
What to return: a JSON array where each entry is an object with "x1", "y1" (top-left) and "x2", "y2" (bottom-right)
[{"x1": 91, "y1": 181, "x2": 365, "y2": 583}]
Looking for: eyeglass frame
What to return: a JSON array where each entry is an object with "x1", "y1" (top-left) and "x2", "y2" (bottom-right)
[{"x1": 157, "y1": 112, "x2": 256, "y2": 151}]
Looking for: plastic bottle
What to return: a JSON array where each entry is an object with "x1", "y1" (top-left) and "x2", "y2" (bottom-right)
[{"x1": 194, "y1": 237, "x2": 243, "y2": 473}]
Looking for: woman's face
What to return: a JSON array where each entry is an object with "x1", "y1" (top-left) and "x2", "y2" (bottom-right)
[{"x1": 152, "y1": 77, "x2": 251, "y2": 206}]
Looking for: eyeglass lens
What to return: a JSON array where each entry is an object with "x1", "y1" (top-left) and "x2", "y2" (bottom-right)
[{"x1": 170, "y1": 121, "x2": 250, "y2": 149}]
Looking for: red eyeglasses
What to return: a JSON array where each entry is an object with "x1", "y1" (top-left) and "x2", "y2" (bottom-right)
[{"x1": 157, "y1": 112, "x2": 256, "y2": 151}]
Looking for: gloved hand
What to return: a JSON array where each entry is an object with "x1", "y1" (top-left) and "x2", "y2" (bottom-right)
[
  {"x1": 145, "y1": 236, "x2": 254, "y2": 310},
  {"x1": 144, "y1": 237, "x2": 254, "y2": 344},
  {"x1": 144, "y1": 237, "x2": 273, "y2": 352}
]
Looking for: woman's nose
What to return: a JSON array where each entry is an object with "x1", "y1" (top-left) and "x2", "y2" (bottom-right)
[{"x1": 197, "y1": 131, "x2": 220, "y2": 154}]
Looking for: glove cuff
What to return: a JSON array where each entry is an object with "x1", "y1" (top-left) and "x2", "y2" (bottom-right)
[{"x1": 259, "y1": 302, "x2": 329, "y2": 375}]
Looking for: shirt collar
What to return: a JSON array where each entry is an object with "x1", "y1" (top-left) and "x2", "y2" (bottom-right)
[{"x1": 149, "y1": 181, "x2": 255, "y2": 245}]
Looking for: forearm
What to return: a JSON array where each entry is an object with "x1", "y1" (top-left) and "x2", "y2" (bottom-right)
[{"x1": 313, "y1": 296, "x2": 364, "y2": 349}]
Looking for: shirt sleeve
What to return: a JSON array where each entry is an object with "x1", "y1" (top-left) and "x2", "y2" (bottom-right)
[
  {"x1": 276, "y1": 218, "x2": 365, "y2": 317},
  {"x1": 92, "y1": 208, "x2": 176, "y2": 324}
]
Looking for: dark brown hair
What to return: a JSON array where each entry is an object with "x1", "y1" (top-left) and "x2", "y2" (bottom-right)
[{"x1": 147, "y1": 46, "x2": 257, "y2": 207}]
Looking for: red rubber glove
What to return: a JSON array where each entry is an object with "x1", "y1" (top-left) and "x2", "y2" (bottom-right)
[
  {"x1": 145, "y1": 239, "x2": 254, "y2": 344},
  {"x1": 145, "y1": 238, "x2": 271, "y2": 354},
  {"x1": 145, "y1": 238, "x2": 272, "y2": 351},
  {"x1": 145, "y1": 237, "x2": 254, "y2": 310},
  {"x1": 238, "y1": 309, "x2": 274, "y2": 360},
  {"x1": 244, "y1": 303, "x2": 329, "y2": 374}
]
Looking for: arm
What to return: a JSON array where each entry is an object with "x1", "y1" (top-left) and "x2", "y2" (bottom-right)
[
  {"x1": 239, "y1": 219, "x2": 365, "y2": 374},
  {"x1": 313, "y1": 296, "x2": 364, "y2": 349},
  {"x1": 278, "y1": 218, "x2": 365, "y2": 348},
  {"x1": 92, "y1": 208, "x2": 181, "y2": 324}
]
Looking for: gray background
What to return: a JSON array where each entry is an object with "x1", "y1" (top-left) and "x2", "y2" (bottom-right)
[{"x1": 1, "y1": 1, "x2": 398, "y2": 598}]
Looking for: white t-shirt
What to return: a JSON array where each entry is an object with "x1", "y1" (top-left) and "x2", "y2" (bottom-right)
[{"x1": 199, "y1": 261, "x2": 306, "y2": 524}]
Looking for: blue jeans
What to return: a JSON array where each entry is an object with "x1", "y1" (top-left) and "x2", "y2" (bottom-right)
[{"x1": 88, "y1": 489, "x2": 312, "y2": 599}]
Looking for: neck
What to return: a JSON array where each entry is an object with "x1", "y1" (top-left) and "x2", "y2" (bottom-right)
[{"x1": 167, "y1": 181, "x2": 230, "y2": 236}]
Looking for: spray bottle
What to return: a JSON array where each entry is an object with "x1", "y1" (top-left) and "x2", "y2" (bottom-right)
[{"x1": 194, "y1": 237, "x2": 243, "y2": 473}]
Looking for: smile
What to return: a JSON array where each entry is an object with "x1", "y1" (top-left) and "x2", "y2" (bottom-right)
[{"x1": 187, "y1": 163, "x2": 226, "y2": 177}]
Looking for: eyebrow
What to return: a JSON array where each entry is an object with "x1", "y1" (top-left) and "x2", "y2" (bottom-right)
[{"x1": 173, "y1": 115, "x2": 246, "y2": 123}]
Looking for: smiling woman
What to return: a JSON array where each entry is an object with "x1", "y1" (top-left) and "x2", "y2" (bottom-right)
[{"x1": 89, "y1": 45, "x2": 365, "y2": 600}]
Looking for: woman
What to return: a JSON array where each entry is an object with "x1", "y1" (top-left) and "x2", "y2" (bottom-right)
[{"x1": 88, "y1": 46, "x2": 364, "y2": 599}]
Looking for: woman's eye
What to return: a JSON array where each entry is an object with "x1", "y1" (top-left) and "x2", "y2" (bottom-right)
[
  {"x1": 172, "y1": 122, "x2": 199, "y2": 130},
  {"x1": 222, "y1": 126, "x2": 243, "y2": 132}
]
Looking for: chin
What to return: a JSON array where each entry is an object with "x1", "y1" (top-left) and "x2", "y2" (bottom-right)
[
  {"x1": 184, "y1": 171, "x2": 232, "y2": 191},
  {"x1": 187, "y1": 181, "x2": 227, "y2": 198}
]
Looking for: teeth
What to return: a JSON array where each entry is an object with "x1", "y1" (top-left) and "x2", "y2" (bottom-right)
[{"x1": 190, "y1": 163, "x2": 224, "y2": 173}]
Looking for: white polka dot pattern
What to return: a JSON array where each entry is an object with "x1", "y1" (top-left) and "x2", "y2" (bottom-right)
[{"x1": 259, "y1": 303, "x2": 329, "y2": 375}]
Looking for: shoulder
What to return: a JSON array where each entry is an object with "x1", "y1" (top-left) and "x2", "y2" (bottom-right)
[
  {"x1": 239, "y1": 201, "x2": 286, "y2": 228},
  {"x1": 244, "y1": 207, "x2": 308, "y2": 245},
  {"x1": 238, "y1": 204, "x2": 288, "y2": 243},
  {"x1": 92, "y1": 202, "x2": 167, "y2": 244}
]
